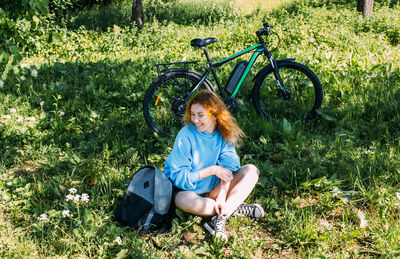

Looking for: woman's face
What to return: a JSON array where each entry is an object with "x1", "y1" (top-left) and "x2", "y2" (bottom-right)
[{"x1": 190, "y1": 103, "x2": 216, "y2": 134}]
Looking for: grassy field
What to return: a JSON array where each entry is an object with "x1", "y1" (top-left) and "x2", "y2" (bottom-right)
[
  {"x1": 1, "y1": 0, "x2": 400, "y2": 257},
  {"x1": 234, "y1": 0, "x2": 295, "y2": 13},
  {"x1": 186, "y1": 0, "x2": 295, "y2": 14}
]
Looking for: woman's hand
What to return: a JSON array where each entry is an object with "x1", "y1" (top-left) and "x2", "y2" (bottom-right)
[
  {"x1": 214, "y1": 166, "x2": 233, "y2": 183},
  {"x1": 214, "y1": 180, "x2": 229, "y2": 217},
  {"x1": 214, "y1": 196, "x2": 226, "y2": 217}
]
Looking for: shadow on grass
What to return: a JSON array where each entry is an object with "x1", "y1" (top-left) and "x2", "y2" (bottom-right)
[
  {"x1": 0, "y1": 126, "x2": 38, "y2": 167},
  {"x1": 0, "y1": 57, "x2": 172, "y2": 171},
  {"x1": 0, "y1": 58, "x2": 172, "y2": 251},
  {"x1": 65, "y1": 1, "x2": 133, "y2": 31}
]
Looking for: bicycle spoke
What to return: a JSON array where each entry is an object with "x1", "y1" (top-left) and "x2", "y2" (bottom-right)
[{"x1": 254, "y1": 61, "x2": 322, "y2": 123}]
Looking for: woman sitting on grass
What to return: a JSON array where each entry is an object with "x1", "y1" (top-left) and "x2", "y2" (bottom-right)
[{"x1": 163, "y1": 90, "x2": 264, "y2": 242}]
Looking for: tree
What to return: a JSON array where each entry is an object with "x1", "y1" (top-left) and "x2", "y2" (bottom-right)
[
  {"x1": 357, "y1": 0, "x2": 374, "y2": 17},
  {"x1": 132, "y1": 0, "x2": 144, "y2": 29}
]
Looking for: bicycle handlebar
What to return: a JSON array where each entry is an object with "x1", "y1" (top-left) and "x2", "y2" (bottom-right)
[
  {"x1": 256, "y1": 22, "x2": 273, "y2": 36},
  {"x1": 256, "y1": 22, "x2": 280, "y2": 53}
]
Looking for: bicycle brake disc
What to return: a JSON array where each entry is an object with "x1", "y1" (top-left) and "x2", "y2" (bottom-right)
[{"x1": 171, "y1": 97, "x2": 186, "y2": 117}]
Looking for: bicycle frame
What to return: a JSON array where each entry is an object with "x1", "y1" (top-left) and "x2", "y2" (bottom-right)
[{"x1": 185, "y1": 43, "x2": 265, "y2": 101}]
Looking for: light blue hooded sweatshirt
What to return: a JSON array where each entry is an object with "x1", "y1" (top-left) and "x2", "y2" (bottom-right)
[{"x1": 164, "y1": 124, "x2": 240, "y2": 194}]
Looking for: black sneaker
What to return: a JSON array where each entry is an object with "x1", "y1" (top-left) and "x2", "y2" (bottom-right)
[
  {"x1": 203, "y1": 215, "x2": 228, "y2": 242},
  {"x1": 232, "y1": 203, "x2": 264, "y2": 218}
]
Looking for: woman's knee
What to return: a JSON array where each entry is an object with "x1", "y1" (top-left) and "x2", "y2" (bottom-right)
[
  {"x1": 174, "y1": 191, "x2": 202, "y2": 212},
  {"x1": 174, "y1": 191, "x2": 192, "y2": 211},
  {"x1": 174, "y1": 191, "x2": 214, "y2": 215},
  {"x1": 241, "y1": 164, "x2": 260, "y2": 180}
]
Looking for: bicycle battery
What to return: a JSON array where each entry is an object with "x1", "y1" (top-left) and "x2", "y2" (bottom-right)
[{"x1": 225, "y1": 61, "x2": 248, "y2": 95}]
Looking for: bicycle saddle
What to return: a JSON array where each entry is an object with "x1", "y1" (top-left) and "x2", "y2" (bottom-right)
[{"x1": 190, "y1": 37, "x2": 217, "y2": 48}]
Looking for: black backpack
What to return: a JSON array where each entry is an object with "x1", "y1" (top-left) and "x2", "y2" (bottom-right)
[{"x1": 115, "y1": 165, "x2": 175, "y2": 234}]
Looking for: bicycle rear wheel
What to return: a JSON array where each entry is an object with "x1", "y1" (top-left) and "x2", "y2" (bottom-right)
[
  {"x1": 252, "y1": 61, "x2": 323, "y2": 123},
  {"x1": 143, "y1": 70, "x2": 212, "y2": 137}
]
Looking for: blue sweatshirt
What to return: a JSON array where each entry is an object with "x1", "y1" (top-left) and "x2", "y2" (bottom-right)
[{"x1": 164, "y1": 124, "x2": 240, "y2": 194}]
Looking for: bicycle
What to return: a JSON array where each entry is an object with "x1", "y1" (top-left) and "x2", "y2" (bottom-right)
[{"x1": 143, "y1": 22, "x2": 323, "y2": 137}]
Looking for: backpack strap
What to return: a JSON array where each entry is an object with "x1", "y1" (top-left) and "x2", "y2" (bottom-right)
[
  {"x1": 140, "y1": 208, "x2": 155, "y2": 234},
  {"x1": 147, "y1": 236, "x2": 184, "y2": 252}
]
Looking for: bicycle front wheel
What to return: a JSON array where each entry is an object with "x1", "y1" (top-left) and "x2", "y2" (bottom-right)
[
  {"x1": 252, "y1": 61, "x2": 323, "y2": 123},
  {"x1": 143, "y1": 70, "x2": 212, "y2": 137}
]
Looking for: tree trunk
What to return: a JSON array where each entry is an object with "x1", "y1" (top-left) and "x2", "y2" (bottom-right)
[
  {"x1": 132, "y1": 0, "x2": 144, "y2": 29},
  {"x1": 357, "y1": 0, "x2": 374, "y2": 17}
]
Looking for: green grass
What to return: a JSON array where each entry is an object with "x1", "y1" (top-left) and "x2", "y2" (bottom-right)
[
  {"x1": 235, "y1": 0, "x2": 296, "y2": 14},
  {"x1": 1, "y1": 0, "x2": 400, "y2": 257},
  {"x1": 190, "y1": 0, "x2": 296, "y2": 14}
]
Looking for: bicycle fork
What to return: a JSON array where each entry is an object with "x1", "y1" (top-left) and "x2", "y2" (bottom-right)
[
  {"x1": 258, "y1": 32, "x2": 291, "y2": 100},
  {"x1": 268, "y1": 55, "x2": 291, "y2": 100}
]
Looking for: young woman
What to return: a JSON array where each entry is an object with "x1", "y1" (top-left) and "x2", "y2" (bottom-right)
[{"x1": 163, "y1": 90, "x2": 264, "y2": 241}]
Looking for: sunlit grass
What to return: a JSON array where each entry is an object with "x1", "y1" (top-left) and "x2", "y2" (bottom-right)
[
  {"x1": 182, "y1": 0, "x2": 296, "y2": 14},
  {"x1": 1, "y1": 0, "x2": 400, "y2": 257},
  {"x1": 233, "y1": 0, "x2": 295, "y2": 14}
]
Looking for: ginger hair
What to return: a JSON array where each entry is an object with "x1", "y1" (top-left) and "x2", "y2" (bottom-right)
[{"x1": 183, "y1": 90, "x2": 245, "y2": 146}]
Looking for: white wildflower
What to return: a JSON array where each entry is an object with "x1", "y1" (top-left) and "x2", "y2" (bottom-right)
[
  {"x1": 73, "y1": 194, "x2": 80, "y2": 202},
  {"x1": 384, "y1": 222, "x2": 389, "y2": 231},
  {"x1": 20, "y1": 63, "x2": 30, "y2": 69},
  {"x1": 395, "y1": 192, "x2": 400, "y2": 207},
  {"x1": 59, "y1": 110, "x2": 65, "y2": 116},
  {"x1": 7, "y1": 182, "x2": 12, "y2": 186},
  {"x1": 31, "y1": 67, "x2": 38, "y2": 78},
  {"x1": 3, "y1": 194, "x2": 10, "y2": 201},
  {"x1": 40, "y1": 101, "x2": 44, "y2": 107},
  {"x1": 25, "y1": 116, "x2": 36, "y2": 122},
  {"x1": 357, "y1": 210, "x2": 368, "y2": 229},
  {"x1": 115, "y1": 236, "x2": 122, "y2": 245},
  {"x1": 62, "y1": 210, "x2": 71, "y2": 218},
  {"x1": 38, "y1": 214, "x2": 48, "y2": 221},
  {"x1": 68, "y1": 188, "x2": 77, "y2": 194},
  {"x1": 1, "y1": 115, "x2": 11, "y2": 120},
  {"x1": 17, "y1": 116, "x2": 23, "y2": 123},
  {"x1": 9, "y1": 108, "x2": 16, "y2": 113},
  {"x1": 81, "y1": 193, "x2": 90, "y2": 203},
  {"x1": 66, "y1": 194, "x2": 74, "y2": 201}
]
